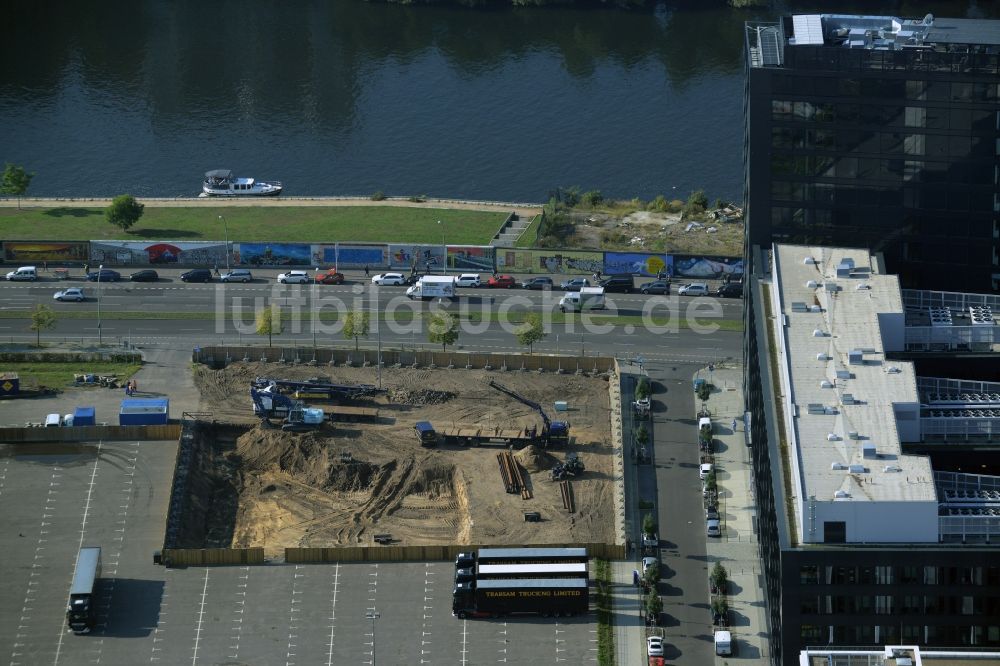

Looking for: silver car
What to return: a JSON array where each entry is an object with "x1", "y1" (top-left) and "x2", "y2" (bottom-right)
[{"x1": 277, "y1": 270, "x2": 310, "y2": 284}]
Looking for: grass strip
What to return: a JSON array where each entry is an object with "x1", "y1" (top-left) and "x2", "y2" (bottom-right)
[
  {"x1": 0, "y1": 309, "x2": 743, "y2": 331},
  {"x1": 1, "y1": 361, "x2": 141, "y2": 388},
  {"x1": 595, "y1": 558, "x2": 615, "y2": 666},
  {"x1": 514, "y1": 214, "x2": 543, "y2": 247},
  {"x1": 0, "y1": 206, "x2": 507, "y2": 244}
]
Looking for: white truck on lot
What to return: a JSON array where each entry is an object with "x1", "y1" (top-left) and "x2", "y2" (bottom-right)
[
  {"x1": 406, "y1": 275, "x2": 456, "y2": 299},
  {"x1": 559, "y1": 286, "x2": 605, "y2": 312},
  {"x1": 714, "y1": 629, "x2": 732, "y2": 655}
]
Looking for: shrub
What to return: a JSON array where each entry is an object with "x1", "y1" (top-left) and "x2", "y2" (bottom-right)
[
  {"x1": 642, "y1": 513, "x2": 657, "y2": 536},
  {"x1": 667, "y1": 199, "x2": 685, "y2": 213},
  {"x1": 635, "y1": 377, "x2": 651, "y2": 400},
  {"x1": 580, "y1": 190, "x2": 604, "y2": 208},
  {"x1": 647, "y1": 195, "x2": 669, "y2": 213},
  {"x1": 371, "y1": 190, "x2": 386, "y2": 201},
  {"x1": 685, "y1": 189, "x2": 709, "y2": 214},
  {"x1": 407, "y1": 193, "x2": 428, "y2": 203}
]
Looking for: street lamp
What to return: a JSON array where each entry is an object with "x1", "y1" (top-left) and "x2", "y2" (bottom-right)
[
  {"x1": 97, "y1": 263, "x2": 104, "y2": 347},
  {"x1": 365, "y1": 611, "x2": 380, "y2": 665},
  {"x1": 438, "y1": 220, "x2": 445, "y2": 275},
  {"x1": 219, "y1": 215, "x2": 230, "y2": 270}
]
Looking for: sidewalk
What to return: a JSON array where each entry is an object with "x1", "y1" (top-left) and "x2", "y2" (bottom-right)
[{"x1": 702, "y1": 365, "x2": 769, "y2": 663}]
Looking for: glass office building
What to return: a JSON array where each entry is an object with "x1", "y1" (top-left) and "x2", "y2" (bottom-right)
[{"x1": 744, "y1": 14, "x2": 1000, "y2": 292}]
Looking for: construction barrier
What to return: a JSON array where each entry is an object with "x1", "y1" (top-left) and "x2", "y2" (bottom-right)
[
  {"x1": 193, "y1": 346, "x2": 614, "y2": 375},
  {"x1": 0, "y1": 424, "x2": 181, "y2": 443},
  {"x1": 161, "y1": 547, "x2": 265, "y2": 567},
  {"x1": 286, "y1": 542, "x2": 625, "y2": 564}
]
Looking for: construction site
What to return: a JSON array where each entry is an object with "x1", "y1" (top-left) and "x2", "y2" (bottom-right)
[{"x1": 177, "y1": 360, "x2": 616, "y2": 557}]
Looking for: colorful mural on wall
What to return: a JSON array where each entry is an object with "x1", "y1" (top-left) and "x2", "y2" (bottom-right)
[
  {"x1": 234, "y1": 243, "x2": 311, "y2": 267},
  {"x1": 4, "y1": 241, "x2": 89, "y2": 263},
  {"x1": 495, "y1": 249, "x2": 604, "y2": 274},
  {"x1": 90, "y1": 241, "x2": 228, "y2": 266},
  {"x1": 447, "y1": 246, "x2": 495, "y2": 271},
  {"x1": 388, "y1": 244, "x2": 445, "y2": 271},
  {"x1": 318, "y1": 244, "x2": 388, "y2": 269},
  {"x1": 673, "y1": 255, "x2": 744, "y2": 279},
  {"x1": 603, "y1": 252, "x2": 670, "y2": 277}
]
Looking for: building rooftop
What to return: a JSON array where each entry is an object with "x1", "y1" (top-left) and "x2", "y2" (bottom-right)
[
  {"x1": 789, "y1": 14, "x2": 1000, "y2": 50},
  {"x1": 802, "y1": 645, "x2": 1000, "y2": 666}
]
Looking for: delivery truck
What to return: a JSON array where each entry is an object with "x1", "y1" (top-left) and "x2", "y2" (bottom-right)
[
  {"x1": 452, "y1": 577, "x2": 589, "y2": 619},
  {"x1": 558, "y1": 286, "x2": 605, "y2": 312},
  {"x1": 406, "y1": 275, "x2": 456, "y2": 299}
]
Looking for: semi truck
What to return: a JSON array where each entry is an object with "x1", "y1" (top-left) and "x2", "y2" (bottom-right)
[
  {"x1": 455, "y1": 547, "x2": 588, "y2": 569},
  {"x1": 558, "y1": 286, "x2": 605, "y2": 312},
  {"x1": 66, "y1": 546, "x2": 101, "y2": 634},
  {"x1": 452, "y1": 577, "x2": 589, "y2": 619},
  {"x1": 406, "y1": 275, "x2": 456, "y2": 299}
]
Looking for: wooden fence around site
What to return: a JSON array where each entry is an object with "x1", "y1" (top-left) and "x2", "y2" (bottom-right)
[
  {"x1": 160, "y1": 548, "x2": 265, "y2": 567},
  {"x1": 286, "y1": 542, "x2": 625, "y2": 564}
]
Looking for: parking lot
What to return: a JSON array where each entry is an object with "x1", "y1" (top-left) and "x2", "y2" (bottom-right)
[{"x1": 0, "y1": 437, "x2": 598, "y2": 666}]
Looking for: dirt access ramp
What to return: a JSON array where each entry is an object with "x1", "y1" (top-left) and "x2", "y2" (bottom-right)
[{"x1": 190, "y1": 363, "x2": 613, "y2": 557}]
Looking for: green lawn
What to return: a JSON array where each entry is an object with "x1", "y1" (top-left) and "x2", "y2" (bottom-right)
[
  {"x1": 0, "y1": 206, "x2": 507, "y2": 245},
  {"x1": 4, "y1": 361, "x2": 141, "y2": 388},
  {"x1": 514, "y1": 214, "x2": 543, "y2": 248}
]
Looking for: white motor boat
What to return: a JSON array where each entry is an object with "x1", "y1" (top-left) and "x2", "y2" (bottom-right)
[{"x1": 201, "y1": 169, "x2": 283, "y2": 197}]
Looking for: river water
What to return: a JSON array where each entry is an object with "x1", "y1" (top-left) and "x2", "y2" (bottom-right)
[{"x1": 1, "y1": 1, "x2": 995, "y2": 201}]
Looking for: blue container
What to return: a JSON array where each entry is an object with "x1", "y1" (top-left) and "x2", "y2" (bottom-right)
[
  {"x1": 119, "y1": 398, "x2": 169, "y2": 425},
  {"x1": 73, "y1": 406, "x2": 96, "y2": 426}
]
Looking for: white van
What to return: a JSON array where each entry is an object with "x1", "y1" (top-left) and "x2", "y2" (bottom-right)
[
  {"x1": 559, "y1": 286, "x2": 605, "y2": 312},
  {"x1": 6, "y1": 266, "x2": 38, "y2": 281},
  {"x1": 45, "y1": 413, "x2": 62, "y2": 427},
  {"x1": 714, "y1": 630, "x2": 732, "y2": 655}
]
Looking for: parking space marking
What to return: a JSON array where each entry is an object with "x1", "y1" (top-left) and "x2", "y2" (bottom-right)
[
  {"x1": 287, "y1": 564, "x2": 306, "y2": 665},
  {"x1": 325, "y1": 563, "x2": 340, "y2": 666},
  {"x1": 460, "y1": 618, "x2": 469, "y2": 665},
  {"x1": 191, "y1": 568, "x2": 210, "y2": 664},
  {"x1": 554, "y1": 622, "x2": 568, "y2": 662},
  {"x1": 364, "y1": 563, "x2": 379, "y2": 665},
  {"x1": 421, "y1": 563, "x2": 435, "y2": 664},
  {"x1": 496, "y1": 621, "x2": 509, "y2": 662},
  {"x1": 229, "y1": 567, "x2": 249, "y2": 660}
]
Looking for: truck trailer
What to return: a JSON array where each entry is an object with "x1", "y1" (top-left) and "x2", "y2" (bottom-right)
[
  {"x1": 452, "y1": 577, "x2": 588, "y2": 619},
  {"x1": 66, "y1": 546, "x2": 102, "y2": 634}
]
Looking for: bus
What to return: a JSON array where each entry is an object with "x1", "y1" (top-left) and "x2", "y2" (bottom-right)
[
  {"x1": 66, "y1": 546, "x2": 101, "y2": 634},
  {"x1": 455, "y1": 547, "x2": 588, "y2": 569}
]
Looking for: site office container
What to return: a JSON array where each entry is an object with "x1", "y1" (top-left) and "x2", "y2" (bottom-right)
[{"x1": 119, "y1": 398, "x2": 169, "y2": 425}]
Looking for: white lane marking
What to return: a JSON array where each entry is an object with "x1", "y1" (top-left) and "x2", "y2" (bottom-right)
[
  {"x1": 191, "y1": 568, "x2": 210, "y2": 665},
  {"x1": 325, "y1": 563, "x2": 339, "y2": 666}
]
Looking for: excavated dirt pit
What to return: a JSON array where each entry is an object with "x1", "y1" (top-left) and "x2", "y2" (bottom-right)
[{"x1": 189, "y1": 362, "x2": 614, "y2": 557}]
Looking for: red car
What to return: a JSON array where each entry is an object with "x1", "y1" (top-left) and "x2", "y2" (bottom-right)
[
  {"x1": 486, "y1": 275, "x2": 517, "y2": 288},
  {"x1": 315, "y1": 269, "x2": 345, "y2": 285}
]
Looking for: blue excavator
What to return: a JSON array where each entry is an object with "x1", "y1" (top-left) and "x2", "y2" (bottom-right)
[
  {"x1": 251, "y1": 376, "x2": 384, "y2": 402},
  {"x1": 488, "y1": 380, "x2": 570, "y2": 446},
  {"x1": 249, "y1": 381, "x2": 326, "y2": 432}
]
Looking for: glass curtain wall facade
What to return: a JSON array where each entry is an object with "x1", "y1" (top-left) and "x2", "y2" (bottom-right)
[{"x1": 744, "y1": 19, "x2": 1000, "y2": 292}]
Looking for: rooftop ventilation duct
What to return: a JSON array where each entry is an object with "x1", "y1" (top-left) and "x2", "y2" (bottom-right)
[
  {"x1": 813, "y1": 329, "x2": 827, "y2": 337},
  {"x1": 816, "y1": 353, "x2": 830, "y2": 361},
  {"x1": 848, "y1": 464, "x2": 866, "y2": 473},
  {"x1": 827, "y1": 433, "x2": 840, "y2": 441},
  {"x1": 806, "y1": 280, "x2": 818, "y2": 288},
  {"x1": 803, "y1": 256, "x2": 817, "y2": 265},
  {"x1": 834, "y1": 490, "x2": 850, "y2": 499},
  {"x1": 831, "y1": 462, "x2": 847, "y2": 470},
  {"x1": 820, "y1": 380, "x2": 834, "y2": 389},
  {"x1": 884, "y1": 465, "x2": 902, "y2": 473}
]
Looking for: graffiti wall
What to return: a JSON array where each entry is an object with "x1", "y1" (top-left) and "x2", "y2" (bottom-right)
[
  {"x1": 90, "y1": 241, "x2": 228, "y2": 266},
  {"x1": 388, "y1": 244, "x2": 445, "y2": 271},
  {"x1": 447, "y1": 246, "x2": 495, "y2": 271},
  {"x1": 603, "y1": 252, "x2": 670, "y2": 277},
  {"x1": 232, "y1": 243, "x2": 310, "y2": 267},
  {"x1": 4, "y1": 241, "x2": 89, "y2": 263},
  {"x1": 495, "y1": 249, "x2": 603, "y2": 274},
  {"x1": 319, "y1": 244, "x2": 388, "y2": 269},
  {"x1": 672, "y1": 255, "x2": 744, "y2": 279}
]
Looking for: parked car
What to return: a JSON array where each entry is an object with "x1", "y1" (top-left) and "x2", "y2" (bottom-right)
[
  {"x1": 705, "y1": 505, "x2": 720, "y2": 521},
  {"x1": 315, "y1": 269, "x2": 344, "y2": 285},
  {"x1": 86, "y1": 269, "x2": 121, "y2": 282},
  {"x1": 371, "y1": 273, "x2": 406, "y2": 286},
  {"x1": 716, "y1": 282, "x2": 743, "y2": 298},
  {"x1": 5, "y1": 266, "x2": 37, "y2": 281},
  {"x1": 129, "y1": 269, "x2": 159, "y2": 282},
  {"x1": 521, "y1": 277, "x2": 553, "y2": 290},
  {"x1": 454, "y1": 273, "x2": 481, "y2": 288},
  {"x1": 700, "y1": 462, "x2": 714, "y2": 480},
  {"x1": 599, "y1": 274, "x2": 634, "y2": 293},
  {"x1": 647, "y1": 636, "x2": 665, "y2": 657},
  {"x1": 639, "y1": 280, "x2": 671, "y2": 295},
  {"x1": 706, "y1": 519, "x2": 722, "y2": 537},
  {"x1": 678, "y1": 282, "x2": 709, "y2": 296},
  {"x1": 277, "y1": 270, "x2": 310, "y2": 284},
  {"x1": 53, "y1": 288, "x2": 85, "y2": 302},
  {"x1": 221, "y1": 268, "x2": 253, "y2": 283},
  {"x1": 486, "y1": 275, "x2": 517, "y2": 289},
  {"x1": 559, "y1": 277, "x2": 590, "y2": 291},
  {"x1": 180, "y1": 269, "x2": 213, "y2": 283},
  {"x1": 641, "y1": 556, "x2": 658, "y2": 575}
]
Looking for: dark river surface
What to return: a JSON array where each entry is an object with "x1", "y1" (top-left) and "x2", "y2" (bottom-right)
[{"x1": 1, "y1": 1, "x2": 996, "y2": 202}]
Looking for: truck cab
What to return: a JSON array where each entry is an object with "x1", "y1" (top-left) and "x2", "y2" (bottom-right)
[
  {"x1": 455, "y1": 568, "x2": 475, "y2": 584},
  {"x1": 558, "y1": 286, "x2": 605, "y2": 312},
  {"x1": 415, "y1": 421, "x2": 438, "y2": 446},
  {"x1": 455, "y1": 552, "x2": 476, "y2": 569},
  {"x1": 452, "y1": 581, "x2": 477, "y2": 618}
]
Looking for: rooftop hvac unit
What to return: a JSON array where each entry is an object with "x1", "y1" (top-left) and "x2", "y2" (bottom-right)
[
  {"x1": 803, "y1": 256, "x2": 817, "y2": 265},
  {"x1": 886, "y1": 366, "x2": 902, "y2": 374},
  {"x1": 792, "y1": 302, "x2": 809, "y2": 313},
  {"x1": 856, "y1": 282, "x2": 871, "y2": 290},
  {"x1": 848, "y1": 431, "x2": 860, "y2": 440},
  {"x1": 848, "y1": 350, "x2": 864, "y2": 365},
  {"x1": 813, "y1": 329, "x2": 827, "y2": 337},
  {"x1": 824, "y1": 282, "x2": 840, "y2": 292},
  {"x1": 848, "y1": 464, "x2": 866, "y2": 473},
  {"x1": 805, "y1": 280, "x2": 818, "y2": 288},
  {"x1": 836, "y1": 370, "x2": 852, "y2": 380},
  {"x1": 820, "y1": 380, "x2": 833, "y2": 389},
  {"x1": 862, "y1": 442, "x2": 877, "y2": 458},
  {"x1": 884, "y1": 465, "x2": 902, "y2": 473},
  {"x1": 831, "y1": 462, "x2": 847, "y2": 470},
  {"x1": 809, "y1": 305, "x2": 822, "y2": 312},
  {"x1": 834, "y1": 490, "x2": 850, "y2": 499},
  {"x1": 827, "y1": 433, "x2": 840, "y2": 441},
  {"x1": 842, "y1": 394, "x2": 855, "y2": 405},
  {"x1": 836, "y1": 259, "x2": 855, "y2": 278},
  {"x1": 807, "y1": 403, "x2": 825, "y2": 414},
  {"x1": 816, "y1": 353, "x2": 830, "y2": 361}
]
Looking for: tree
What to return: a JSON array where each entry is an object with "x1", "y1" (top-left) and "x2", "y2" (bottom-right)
[
  {"x1": 685, "y1": 189, "x2": 709, "y2": 215},
  {"x1": 645, "y1": 589, "x2": 663, "y2": 621},
  {"x1": 514, "y1": 312, "x2": 546, "y2": 354},
  {"x1": 635, "y1": 376, "x2": 650, "y2": 400},
  {"x1": 105, "y1": 194, "x2": 145, "y2": 232},
  {"x1": 643, "y1": 561, "x2": 660, "y2": 587},
  {"x1": 710, "y1": 562, "x2": 729, "y2": 593},
  {"x1": 343, "y1": 309, "x2": 369, "y2": 351},
  {"x1": 255, "y1": 304, "x2": 282, "y2": 347},
  {"x1": 1, "y1": 163, "x2": 34, "y2": 209},
  {"x1": 636, "y1": 423, "x2": 649, "y2": 446},
  {"x1": 642, "y1": 513, "x2": 657, "y2": 537},
  {"x1": 427, "y1": 311, "x2": 459, "y2": 352},
  {"x1": 580, "y1": 189, "x2": 604, "y2": 208},
  {"x1": 28, "y1": 304, "x2": 55, "y2": 347}
]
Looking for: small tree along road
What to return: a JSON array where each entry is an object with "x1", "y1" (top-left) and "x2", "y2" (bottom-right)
[
  {"x1": 29, "y1": 304, "x2": 55, "y2": 347},
  {"x1": 427, "y1": 311, "x2": 459, "y2": 352},
  {"x1": 514, "y1": 312, "x2": 547, "y2": 354},
  {"x1": 1, "y1": 163, "x2": 34, "y2": 209},
  {"x1": 255, "y1": 304, "x2": 282, "y2": 347},
  {"x1": 343, "y1": 309, "x2": 370, "y2": 352},
  {"x1": 106, "y1": 194, "x2": 145, "y2": 232}
]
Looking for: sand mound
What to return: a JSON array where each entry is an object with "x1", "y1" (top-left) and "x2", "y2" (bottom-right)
[{"x1": 514, "y1": 444, "x2": 558, "y2": 472}]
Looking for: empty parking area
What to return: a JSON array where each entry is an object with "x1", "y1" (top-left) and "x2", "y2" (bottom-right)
[{"x1": 0, "y1": 438, "x2": 597, "y2": 665}]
